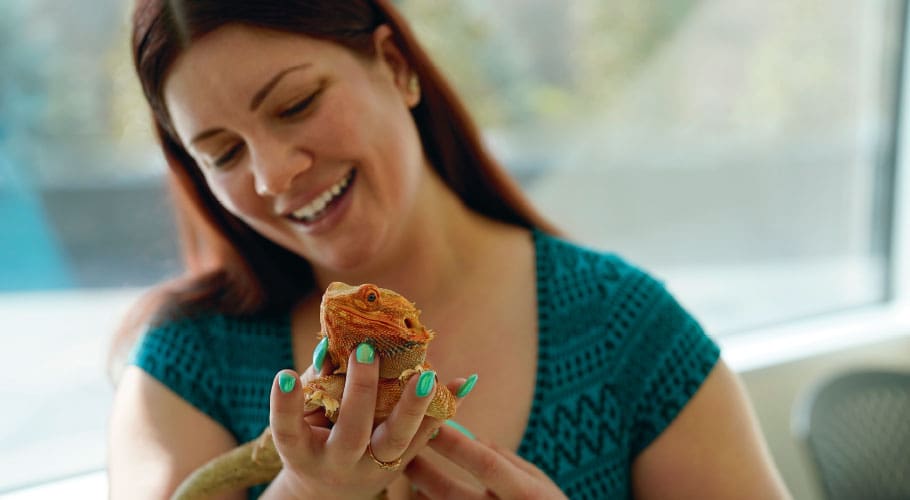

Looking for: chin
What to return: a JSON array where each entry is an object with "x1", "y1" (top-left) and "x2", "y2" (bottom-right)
[{"x1": 310, "y1": 239, "x2": 380, "y2": 274}]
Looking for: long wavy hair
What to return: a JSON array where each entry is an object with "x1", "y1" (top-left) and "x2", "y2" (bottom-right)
[{"x1": 111, "y1": 0, "x2": 556, "y2": 375}]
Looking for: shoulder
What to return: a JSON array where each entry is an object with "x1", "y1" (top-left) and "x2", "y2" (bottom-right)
[
  {"x1": 129, "y1": 311, "x2": 289, "y2": 424},
  {"x1": 130, "y1": 313, "x2": 229, "y2": 373},
  {"x1": 533, "y1": 229, "x2": 720, "y2": 449},
  {"x1": 533, "y1": 228, "x2": 632, "y2": 284},
  {"x1": 128, "y1": 313, "x2": 235, "y2": 425},
  {"x1": 533, "y1": 229, "x2": 686, "y2": 324},
  {"x1": 131, "y1": 312, "x2": 288, "y2": 365}
]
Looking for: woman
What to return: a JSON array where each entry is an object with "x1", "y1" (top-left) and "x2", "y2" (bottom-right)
[{"x1": 108, "y1": 1, "x2": 790, "y2": 498}]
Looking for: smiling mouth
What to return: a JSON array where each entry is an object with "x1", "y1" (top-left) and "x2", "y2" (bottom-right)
[{"x1": 288, "y1": 170, "x2": 355, "y2": 223}]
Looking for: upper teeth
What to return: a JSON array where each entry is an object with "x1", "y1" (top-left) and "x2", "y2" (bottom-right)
[{"x1": 291, "y1": 172, "x2": 352, "y2": 220}]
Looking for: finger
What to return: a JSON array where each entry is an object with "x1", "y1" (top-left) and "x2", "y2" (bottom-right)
[
  {"x1": 298, "y1": 364, "x2": 319, "y2": 383},
  {"x1": 429, "y1": 425, "x2": 531, "y2": 498},
  {"x1": 370, "y1": 370, "x2": 437, "y2": 462},
  {"x1": 405, "y1": 454, "x2": 484, "y2": 500},
  {"x1": 488, "y1": 440, "x2": 547, "y2": 479},
  {"x1": 452, "y1": 374, "x2": 479, "y2": 400},
  {"x1": 269, "y1": 369, "x2": 315, "y2": 467},
  {"x1": 393, "y1": 375, "x2": 478, "y2": 462},
  {"x1": 312, "y1": 335, "x2": 330, "y2": 374},
  {"x1": 373, "y1": 376, "x2": 476, "y2": 463},
  {"x1": 303, "y1": 406, "x2": 333, "y2": 429},
  {"x1": 326, "y1": 343, "x2": 379, "y2": 460}
]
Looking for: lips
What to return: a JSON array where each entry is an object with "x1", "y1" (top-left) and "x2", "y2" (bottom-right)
[{"x1": 286, "y1": 169, "x2": 355, "y2": 224}]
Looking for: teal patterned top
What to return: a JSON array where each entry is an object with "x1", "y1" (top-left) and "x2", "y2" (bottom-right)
[{"x1": 131, "y1": 229, "x2": 720, "y2": 499}]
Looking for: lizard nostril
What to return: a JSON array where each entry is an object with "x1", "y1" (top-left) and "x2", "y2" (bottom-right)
[{"x1": 404, "y1": 318, "x2": 414, "y2": 328}]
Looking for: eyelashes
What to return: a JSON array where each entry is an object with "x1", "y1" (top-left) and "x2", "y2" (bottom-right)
[
  {"x1": 278, "y1": 89, "x2": 322, "y2": 119},
  {"x1": 213, "y1": 143, "x2": 244, "y2": 168}
]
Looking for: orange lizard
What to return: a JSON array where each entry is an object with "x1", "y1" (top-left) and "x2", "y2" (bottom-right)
[{"x1": 171, "y1": 282, "x2": 457, "y2": 499}]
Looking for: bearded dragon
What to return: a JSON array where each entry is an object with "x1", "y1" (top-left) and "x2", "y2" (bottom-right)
[{"x1": 171, "y1": 282, "x2": 457, "y2": 500}]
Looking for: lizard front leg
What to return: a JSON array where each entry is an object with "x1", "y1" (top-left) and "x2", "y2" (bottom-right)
[{"x1": 302, "y1": 374, "x2": 346, "y2": 420}]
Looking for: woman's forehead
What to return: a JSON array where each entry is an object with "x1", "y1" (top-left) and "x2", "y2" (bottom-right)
[
  {"x1": 179, "y1": 25, "x2": 341, "y2": 72},
  {"x1": 165, "y1": 27, "x2": 337, "y2": 104}
]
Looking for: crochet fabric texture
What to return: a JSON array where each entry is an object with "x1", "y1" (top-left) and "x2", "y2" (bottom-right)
[
  {"x1": 132, "y1": 229, "x2": 719, "y2": 499},
  {"x1": 519, "y1": 232, "x2": 719, "y2": 499}
]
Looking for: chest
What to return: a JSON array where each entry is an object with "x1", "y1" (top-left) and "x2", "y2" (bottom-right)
[{"x1": 385, "y1": 300, "x2": 540, "y2": 499}]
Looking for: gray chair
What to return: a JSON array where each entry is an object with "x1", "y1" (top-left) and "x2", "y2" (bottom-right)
[{"x1": 792, "y1": 369, "x2": 910, "y2": 500}]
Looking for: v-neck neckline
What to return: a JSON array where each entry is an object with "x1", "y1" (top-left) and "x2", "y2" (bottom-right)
[{"x1": 280, "y1": 228, "x2": 550, "y2": 455}]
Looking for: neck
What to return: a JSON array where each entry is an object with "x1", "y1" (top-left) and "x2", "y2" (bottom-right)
[{"x1": 311, "y1": 168, "x2": 507, "y2": 307}]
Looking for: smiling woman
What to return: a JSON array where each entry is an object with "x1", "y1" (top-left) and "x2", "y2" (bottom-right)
[
  {"x1": 103, "y1": 1, "x2": 792, "y2": 499},
  {"x1": 1, "y1": 0, "x2": 903, "y2": 497},
  {"x1": 161, "y1": 24, "x2": 431, "y2": 269}
]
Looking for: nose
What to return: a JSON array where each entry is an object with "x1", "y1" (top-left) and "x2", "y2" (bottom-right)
[{"x1": 250, "y1": 142, "x2": 315, "y2": 197}]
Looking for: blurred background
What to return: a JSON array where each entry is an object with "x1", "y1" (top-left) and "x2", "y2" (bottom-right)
[{"x1": 2, "y1": 0, "x2": 909, "y2": 498}]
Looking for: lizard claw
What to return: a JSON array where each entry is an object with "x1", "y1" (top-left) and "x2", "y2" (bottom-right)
[
  {"x1": 303, "y1": 389, "x2": 341, "y2": 415},
  {"x1": 398, "y1": 365, "x2": 426, "y2": 383}
]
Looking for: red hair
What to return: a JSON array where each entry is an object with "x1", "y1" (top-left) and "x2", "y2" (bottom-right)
[{"x1": 112, "y1": 0, "x2": 556, "y2": 372}]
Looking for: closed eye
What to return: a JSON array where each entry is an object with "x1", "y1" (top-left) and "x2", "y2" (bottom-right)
[
  {"x1": 213, "y1": 143, "x2": 244, "y2": 168},
  {"x1": 278, "y1": 90, "x2": 321, "y2": 119}
]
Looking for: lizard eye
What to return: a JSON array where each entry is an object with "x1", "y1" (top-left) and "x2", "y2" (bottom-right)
[{"x1": 359, "y1": 284, "x2": 381, "y2": 308}]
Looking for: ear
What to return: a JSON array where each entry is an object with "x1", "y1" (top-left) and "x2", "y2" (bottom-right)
[{"x1": 372, "y1": 24, "x2": 421, "y2": 108}]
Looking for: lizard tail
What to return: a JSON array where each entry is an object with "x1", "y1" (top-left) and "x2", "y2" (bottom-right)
[{"x1": 170, "y1": 431, "x2": 282, "y2": 500}]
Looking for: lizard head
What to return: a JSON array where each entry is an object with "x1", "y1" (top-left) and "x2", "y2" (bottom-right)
[{"x1": 319, "y1": 282, "x2": 434, "y2": 360}]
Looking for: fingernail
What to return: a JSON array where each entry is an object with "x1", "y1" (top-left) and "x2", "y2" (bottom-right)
[
  {"x1": 456, "y1": 374, "x2": 478, "y2": 398},
  {"x1": 429, "y1": 427, "x2": 440, "y2": 440},
  {"x1": 416, "y1": 370, "x2": 436, "y2": 398},
  {"x1": 313, "y1": 336, "x2": 328, "y2": 372},
  {"x1": 444, "y1": 419, "x2": 475, "y2": 440},
  {"x1": 278, "y1": 372, "x2": 296, "y2": 393},
  {"x1": 356, "y1": 343, "x2": 375, "y2": 364}
]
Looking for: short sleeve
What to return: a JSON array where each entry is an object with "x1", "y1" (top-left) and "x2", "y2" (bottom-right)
[
  {"x1": 129, "y1": 317, "x2": 230, "y2": 427},
  {"x1": 625, "y1": 270, "x2": 720, "y2": 456}
]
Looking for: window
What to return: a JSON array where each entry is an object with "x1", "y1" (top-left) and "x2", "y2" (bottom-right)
[
  {"x1": 1, "y1": 0, "x2": 905, "y2": 493},
  {"x1": 0, "y1": 0, "x2": 178, "y2": 492},
  {"x1": 399, "y1": 0, "x2": 904, "y2": 334}
]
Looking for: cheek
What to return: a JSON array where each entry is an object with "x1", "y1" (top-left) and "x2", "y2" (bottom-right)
[{"x1": 203, "y1": 171, "x2": 258, "y2": 217}]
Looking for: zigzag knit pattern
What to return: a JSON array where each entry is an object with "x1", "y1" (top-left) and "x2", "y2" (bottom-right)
[
  {"x1": 517, "y1": 231, "x2": 719, "y2": 499},
  {"x1": 131, "y1": 230, "x2": 719, "y2": 499}
]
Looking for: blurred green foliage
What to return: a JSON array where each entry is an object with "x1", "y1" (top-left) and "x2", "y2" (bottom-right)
[{"x1": 398, "y1": 0, "x2": 700, "y2": 128}]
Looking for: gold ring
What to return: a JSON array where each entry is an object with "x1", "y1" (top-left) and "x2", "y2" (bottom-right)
[{"x1": 367, "y1": 443, "x2": 403, "y2": 471}]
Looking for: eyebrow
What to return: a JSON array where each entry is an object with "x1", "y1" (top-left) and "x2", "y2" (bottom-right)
[
  {"x1": 189, "y1": 63, "x2": 313, "y2": 146},
  {"x1": 249, "y1": 63, "x2": 313, "y2": 111}
]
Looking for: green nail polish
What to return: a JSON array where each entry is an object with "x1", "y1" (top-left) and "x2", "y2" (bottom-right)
[
  {"x1": 278, "y1": 372, "x2": 296, "y2": 393},
  {"x1": 456, "y1": 374, "x2": 478, "y2": 398},
  {"x1": 313, "y1": 337, "x2": 328, "y2": 372},
  {"x1": 356, "y1": 343, "x2": 375, "y2": 364},
  {"x1": 429, "y1": 428, "x2": 440, "y2": 440},
  {"x1": 444, "y1": 419, "x2": 475, "y2": 440},
  {"x1": 416, "y1": 370, "x2": 436, "y2": 398}
]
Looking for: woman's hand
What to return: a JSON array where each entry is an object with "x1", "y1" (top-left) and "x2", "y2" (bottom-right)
[
  {"x1": 406, "y1": 423, "x2": 567, "y2": 500},
  {"x1": 261, "y1": 343, "x2": 473, "y2": 499}
]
